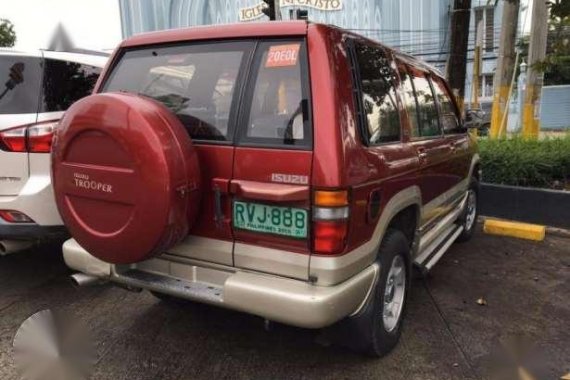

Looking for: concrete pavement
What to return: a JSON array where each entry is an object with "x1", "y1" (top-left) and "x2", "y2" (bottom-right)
[{"x1": 0, "y1": 229, "x2": 568, "y2": 380}]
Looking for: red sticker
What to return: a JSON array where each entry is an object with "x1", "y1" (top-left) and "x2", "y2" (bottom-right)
[{"x1": 265, "y1": 44, "x2": 300, "y2": 68}]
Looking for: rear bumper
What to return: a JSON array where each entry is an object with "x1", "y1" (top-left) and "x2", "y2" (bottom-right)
[
  {"x1": 0, "y1": 171, "x2": 63, "y2": 227},
  {"x1": 0, "y1": 220, "x2": 67, "y2": 240},
  {"x1": 63, "y1": 239, "x2": 378, "y2": 329}
]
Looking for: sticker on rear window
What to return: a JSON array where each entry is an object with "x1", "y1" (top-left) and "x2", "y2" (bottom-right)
[{"x1": 265, "y1": 44, "x2": 300, "y2": 68}]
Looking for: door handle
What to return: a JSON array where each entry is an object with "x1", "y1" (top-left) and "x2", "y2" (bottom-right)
[
  {"x1": 229, "y1": 180, "x2": 309, "y2": 202},
  {"x1": 213, "y1": 185, "x2": 224, "y2": 228},
  {"x1": 212, "y1": 178, "x2": 230, "y2": 228},
  {"x1": 417, "y1": 148, "x2": 428, "y2": 163}
]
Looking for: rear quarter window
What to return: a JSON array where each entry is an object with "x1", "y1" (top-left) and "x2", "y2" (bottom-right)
[
  {"x1": 352, "y1": 41, "x2": 401, "y2": 145},
  {"x1": 40, "y1": 59, "x2": 101, "y2": 112},
  {"x1": 0, "y1": 56, "x2": 42, "y2": 114}
]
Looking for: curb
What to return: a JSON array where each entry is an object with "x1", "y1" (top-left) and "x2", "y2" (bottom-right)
[
  {"x1": 483, "y1": 218, "x2": 546, "y2": 241},
  {"x1": 480, "y1": 216, "x2": 570, "y2": 241}
]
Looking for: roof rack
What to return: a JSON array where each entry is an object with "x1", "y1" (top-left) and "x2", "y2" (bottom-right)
[{"x1": 42, "y1": 47, "x2": 110, "y2": 57}]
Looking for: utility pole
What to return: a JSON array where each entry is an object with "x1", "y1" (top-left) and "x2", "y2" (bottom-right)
[
  {"x1": 470, "y1": 13, "x2": 484, "y2": 110},
  {"x1": 489, "y1": 0, "x2": 520, "y2": 139},
  {"x1": 262, "y1": 0, "x2": 281, "y2": 21},
  {"x1": 522, "y1": 0, "x2": 548, "y2": 138},
  {"x1": 446, "y1": 0, "x2": 472, "y2": 113}
]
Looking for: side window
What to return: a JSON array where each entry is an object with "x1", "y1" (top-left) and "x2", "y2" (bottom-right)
[
  {"x1": 398, "y1": 65, "x2": 421, "y2": 138},
  {"x1": 431, "y1": 77, "x2": 462, "y2": 134},
  {"x1": 103, "y1": 42, "x2": 250, "y2": 141},
  {"x1": 354, "y1": 42, "x2": 400, "y2": 144},
  {"x1": 0, "y1": 56, "x2": 42, "y2": 114},
  {"x1": 410, "y1": 72, "x2": 441, "y2": 138},
  {"x1": 41, "y1": 59, "x2": 101, "y2": 112},
  {"x1": 243, "y1": 41, "x2": 310, "y2": 147}
]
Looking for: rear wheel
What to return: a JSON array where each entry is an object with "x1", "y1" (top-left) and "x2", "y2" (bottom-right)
[{"x1": 338, "y1": 229, "x2": 410, "y2": 357}]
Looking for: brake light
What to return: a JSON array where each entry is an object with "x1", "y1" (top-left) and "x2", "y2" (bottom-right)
[
  {"x1": 27, "y1": 121, "x2": 58, "y2": 152},
  {"x1": 314, "y1": 220, "x2": 348, "y2": 253},
  {"x1": 0, "y1": 126, "x2": 26, "y2": 152},
  {"x1": 0, "y1": 120, "x2": 59, "y2": 153},
  {"x1": 313, "y1": 189, "x2": 349, "y2": 255},
  {"x1": 0, "y1": 210, "x2": 34, "y2": 223}
]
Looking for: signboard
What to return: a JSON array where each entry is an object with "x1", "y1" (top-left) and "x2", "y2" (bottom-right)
[
  {"x1": 238, "y1": 3, "x2": 267, "y2": 22},
  {"x1": 279, "y1": 0, "x2": 343, "y2": 11},
  {"x1": 239, "y1": 0, "x2": 343, "y2": 22}
]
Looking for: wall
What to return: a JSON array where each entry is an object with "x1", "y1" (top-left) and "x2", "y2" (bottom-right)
[{"x1": 118, "y1": 0, "x2": 451, "y2": 68}]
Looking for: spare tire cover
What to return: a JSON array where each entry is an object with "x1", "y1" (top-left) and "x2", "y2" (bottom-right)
[{"x1": 52, "y1": 93, "x2": 201, "y2": 264}]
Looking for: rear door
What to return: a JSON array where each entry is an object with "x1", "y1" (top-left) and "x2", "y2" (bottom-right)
[
  {"x1": 231, "y1": 40, "x2": 312, "y2": 280},
  {"x1": 431, "y1": 75, "x2": 471, "y2": 198},
  {"x1": 0, "y1": 54, "x2": 42, "y2": 196},
  {"x1": 103, "y1": 41, "x2": 255, "y2": 266},
  {"x1": 405, "y1": 68, "x2": 454, "y2": 228}
]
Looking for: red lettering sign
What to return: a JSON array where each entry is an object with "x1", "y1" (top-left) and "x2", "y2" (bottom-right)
[{"x1": 265, "y1": 44, "x2": 300, "y2": 68}]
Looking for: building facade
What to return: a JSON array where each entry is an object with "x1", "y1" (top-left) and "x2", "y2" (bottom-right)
[{"x1": 118, "y1": 0, "x2": 526, "y2": 106}]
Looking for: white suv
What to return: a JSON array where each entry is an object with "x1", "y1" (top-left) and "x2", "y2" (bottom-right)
[{"x1": 0, "y1": 49, "x2": 107, "y2": 254}]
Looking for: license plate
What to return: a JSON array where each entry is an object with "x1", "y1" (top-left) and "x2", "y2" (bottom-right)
[{"x1": 233, "y1": 201, "x2": 308, "y2": 238}]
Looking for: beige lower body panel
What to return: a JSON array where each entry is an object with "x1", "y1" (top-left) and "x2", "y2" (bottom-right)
[
  {"x1": 63, "y1": 238, "x2": 378, "y2": 329},
  {"x1": 166, "y1": 235, "x2": 233, "y2": 266}
]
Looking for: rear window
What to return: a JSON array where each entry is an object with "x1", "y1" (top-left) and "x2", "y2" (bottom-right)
[
  {"x1": 0, "y1": 56, "x2": 42, "y2": 114},
  {"x1": 102, "y1": 39, "x2": 311, "y2": 148},
  {"x1": 40, "y1": 59, "x2": 101, "y2": 112},
  {"x1": 103, "y1": 41, "x2": 252, "y2": 142},
  {"x1": 239, "y1": 41, "x2": 311, "y2": 148}
]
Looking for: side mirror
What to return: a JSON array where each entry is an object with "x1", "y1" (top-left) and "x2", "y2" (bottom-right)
[{"x1": 464, "y1": 109, "x2": 483, "y2": 130}]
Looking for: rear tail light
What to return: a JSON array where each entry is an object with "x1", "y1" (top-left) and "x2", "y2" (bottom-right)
[
  {"x1": 0, "y1": 210, "x2": 34, "y2": 223},
  {"x1": 313, "y1": 189, "x2": 349, "y2": 255},
  {"x1": 0, "y1": 127, "x2": 26, "y2": 152},
  {"x1": 0, "y1": 120, "x2": 59, "y2": 153}
]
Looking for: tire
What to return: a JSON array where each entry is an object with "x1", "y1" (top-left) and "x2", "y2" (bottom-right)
[
  {"x1": 336, "y1": 229, "x2": 411, "y2": 357},
  {"x1": 456, "y1": 178, "x2": 479, "y2": 243}
]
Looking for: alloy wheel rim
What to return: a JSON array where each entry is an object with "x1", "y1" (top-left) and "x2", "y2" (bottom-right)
[
  {"x1": 465, "y1": 190, "x2": 477, "y2": 231},
  {"x1": 382, "y1": 255, "x2": 406, "y2": 333}
]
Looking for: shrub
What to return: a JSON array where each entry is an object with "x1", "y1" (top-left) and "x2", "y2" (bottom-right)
[{"x1": 478, "y1": 135, "x2": 570, "y2": 190}]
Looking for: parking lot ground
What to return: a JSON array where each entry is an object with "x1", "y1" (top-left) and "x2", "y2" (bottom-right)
[{"x1": 0, "y1": 228, "x2": 568, "y2": 380}]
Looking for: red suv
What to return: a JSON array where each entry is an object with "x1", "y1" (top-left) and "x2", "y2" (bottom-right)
[{"x1": 52, "y1": 21, "x2": 480, "y2": 356}]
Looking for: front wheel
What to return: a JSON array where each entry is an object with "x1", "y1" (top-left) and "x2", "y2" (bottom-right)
[{"x1": 456, "y1": 178, "x2": 479, "y2": 242}]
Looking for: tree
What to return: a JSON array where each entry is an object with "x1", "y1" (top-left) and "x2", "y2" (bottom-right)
[
  {"x1": 517, "y1": 0, "x2": 570, "y2": 85},
  {"x1": 0, "y1": 19, "x2": 16, "y2": 48}
]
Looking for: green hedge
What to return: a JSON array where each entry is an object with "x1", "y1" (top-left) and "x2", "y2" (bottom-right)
[{"x1": 478, "y1": 136, "x2": 570, "y2": 190}]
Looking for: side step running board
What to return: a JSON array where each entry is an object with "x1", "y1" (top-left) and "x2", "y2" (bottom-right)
[{"x1": 414, "y1": 224, "x2": 464, "y2": 272}]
